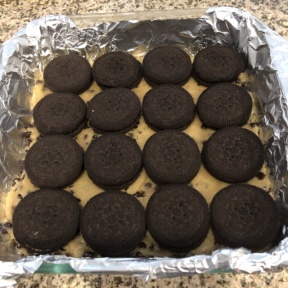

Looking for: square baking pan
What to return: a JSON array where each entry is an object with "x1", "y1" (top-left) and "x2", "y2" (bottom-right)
[{"x1": 1, "y1": 6, "x2": 288, "y2": 281}]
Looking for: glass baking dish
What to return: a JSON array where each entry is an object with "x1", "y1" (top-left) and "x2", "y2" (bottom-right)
[
  {"x1": 68, "y1": 8, "x2": 207, "y2": 26},
  {"x1": 1, "y1": 6, "x2": 288, "y2": 279}
]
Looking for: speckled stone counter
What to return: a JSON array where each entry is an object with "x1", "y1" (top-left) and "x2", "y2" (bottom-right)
[
  {"x1": 1, "y1": 0, "x2": 288, "y2": 44},
  {"x1": 1, "y1": 0, "x2": 288, "y2": 287},
  {"x1": 13, "y1": 270, "x2": 288, "y2": 288}
]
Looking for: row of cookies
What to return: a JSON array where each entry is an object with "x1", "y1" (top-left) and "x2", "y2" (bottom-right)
[
  {"x1": 13, "y1": 183, "x2": 279, "y2": 256},
  {"x1": 43, "y1": 45, "x2": 244, "y2": 94},
  {"x1": 33, "y1": 81, "x2": 252, "y2": 137}
]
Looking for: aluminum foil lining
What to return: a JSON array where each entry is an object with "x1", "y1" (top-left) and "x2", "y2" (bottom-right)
[{"x1": 1, "y1": 6, "x2": 288, "y2": 285}]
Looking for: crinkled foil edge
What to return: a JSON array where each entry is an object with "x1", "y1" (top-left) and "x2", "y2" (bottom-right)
[{"x1": 1, "y1": 6, "x2": 288, "y2": 285}]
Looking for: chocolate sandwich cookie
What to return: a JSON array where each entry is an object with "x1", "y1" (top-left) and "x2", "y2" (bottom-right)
[
  {"x1": 24, "y1": 135, "x2": 83, "y2": 188},
  {"x1": 43, "y1": 54, "x2": 92, "y2": 94},
  {"x1": 13, "y1": 189, "x2": 80, "y2": 253},
  {"x1": 143, "y1": 46, "x2": 192, "y2": 86},
  {"x1": 210, "y1": 184, "x2": 280, "y2": 250},
  {"x1": 146, "y1": 185, "x2": 209, "y2": 252},
  {"x1": 197, "y1": 83, "x2": 252, "y2": 129},
  {"x1": 92, "y1": 51, "x2": 142, "y2": 89},
  {"x1": 80, "y1": 190, "x2": 146, "y2": 256},
  {"x1": 202, "y1": 127, "x2": 265, "y2": 183},
  {"x1": 33, "y1": 92, "x2": 87, "y2": 137},
  {"x1": 142, "y1": 85, "x2": 196, "y2": 131},
  {"x1": 87, "y1": 88, "x2": 141, "y2": 133},
  {"x1": 84, "y1": 133, "x2": 142, "y2": 189},
  {"x1": 192, "y1": 45, "x2": 243, "y2": 86},
  {"x1": 143, "y1": 130, "x2": 201, "y2": 185}
]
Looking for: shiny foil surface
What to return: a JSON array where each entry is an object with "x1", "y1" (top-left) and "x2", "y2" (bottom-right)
[{"x1": 1, "y1": 6, "x2": 288, "y2": 286}]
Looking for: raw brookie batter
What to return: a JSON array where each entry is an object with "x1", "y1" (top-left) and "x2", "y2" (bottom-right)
[{"x1": 2, "y1": 54, "x2": 273, "y2": 258}]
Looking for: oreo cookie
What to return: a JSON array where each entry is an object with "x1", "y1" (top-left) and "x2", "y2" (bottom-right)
[
  {"x1": 33, "y1": 92, "x2": 87, "y2": 137},
  {"x1": 24, "y1": 135, "x2": 83, "y2": 188},
  {"x1": 84, "y1": 133, "x2": 142, "y2": 189},
  {"x1": 210, "y1": 184, "x2": 280, "y2": 250},
  {"x1": 192, "y1": 45, "x2": 243, "y2": 86},
  {"x1": 202, "y1": 127, "x2": 265, "y2": 183},
  {"x1": 143, "y1": 130, "x2": 201, "y2": 185},
  {"x1": 146, "y1": 185, "x2": 209, "y2": 252},
  {"x1": 13, "y1": 189, "x2": 80, "y2": 253},
  {"x1": 43, "y1": 54, "x2": 92, "y2": 94},
  {"x1": 143, "y1": 46, "x2": 192, "y2": 86},
  {"x1": 142, "y1": 85, "x2": 196, "y2": 131},
  {"x1": 87, "y1": 88, "x2": 141, "y2": 133},
  {"x1": 197, "y1": 83, "x2": 252, "y2": 129},
  {"x1": 92, "y1": 51, "x2": 142, "y2": 89},
  {"x1": 80, "y1": 190, "x2": 146, "y2": 256}
]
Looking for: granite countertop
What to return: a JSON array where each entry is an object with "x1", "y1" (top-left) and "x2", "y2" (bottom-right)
[
  {"x1": 1, "y1": 0, "x2": 288, "y2": 287},
  {"x1": 1, "y1": 0, "x2": 288, "y2": 43}
]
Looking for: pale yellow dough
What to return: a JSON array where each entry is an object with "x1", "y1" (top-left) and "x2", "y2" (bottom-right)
[{"x1": 2, "y1": 54, "x2": 273, "y2": 258}]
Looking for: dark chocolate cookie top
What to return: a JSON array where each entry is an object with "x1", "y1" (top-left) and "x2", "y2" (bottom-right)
[
  {"x1": 210, "y1": 184, "x2": 280, "y2": 250},
  {"x1": 143, "y1": 130, "x2": 201, "y2": 185},
  {"x1": 143, "y1": 46, "x2": 192, "y2": 86},
  {"x1": 87, "y1": 88, "x2": 141, "y2": 133},
  {"x1": 13, "y1": 189, "x2": 81, "y2": 253},
  {"x1": 24, "y1": 135, "x2": 83, "y2": 188},
  {"x1": 197, "y1": 83, "x2": 252, "y2": 129},
  {"x1": 146, "y1": 185, "x2": 209, "y2": 252},
  {"x1": 33, "y1": 92, "x2": 87, "y2": 136},
  {"x1": 92, "y1": 51, "x2": 142, "y2": 89},
  {"x1": 142, "y1": 85, "x2": 196, "y2": 131},
  {"x1": 192, "y1": 45, "x2": 243, "y2": 86},
  {"x1": 202, "y1": 127, "x2": 265, "y2": 183},
  {"x1": 84, "y1": 133, "x2": 142, "y2": 190},
  {"x1": 44, "y1": 54, "x2": 92, "y2": 94},
  {"x1": 80, "y1": 190, "x2": 146, "y2": 256}
]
